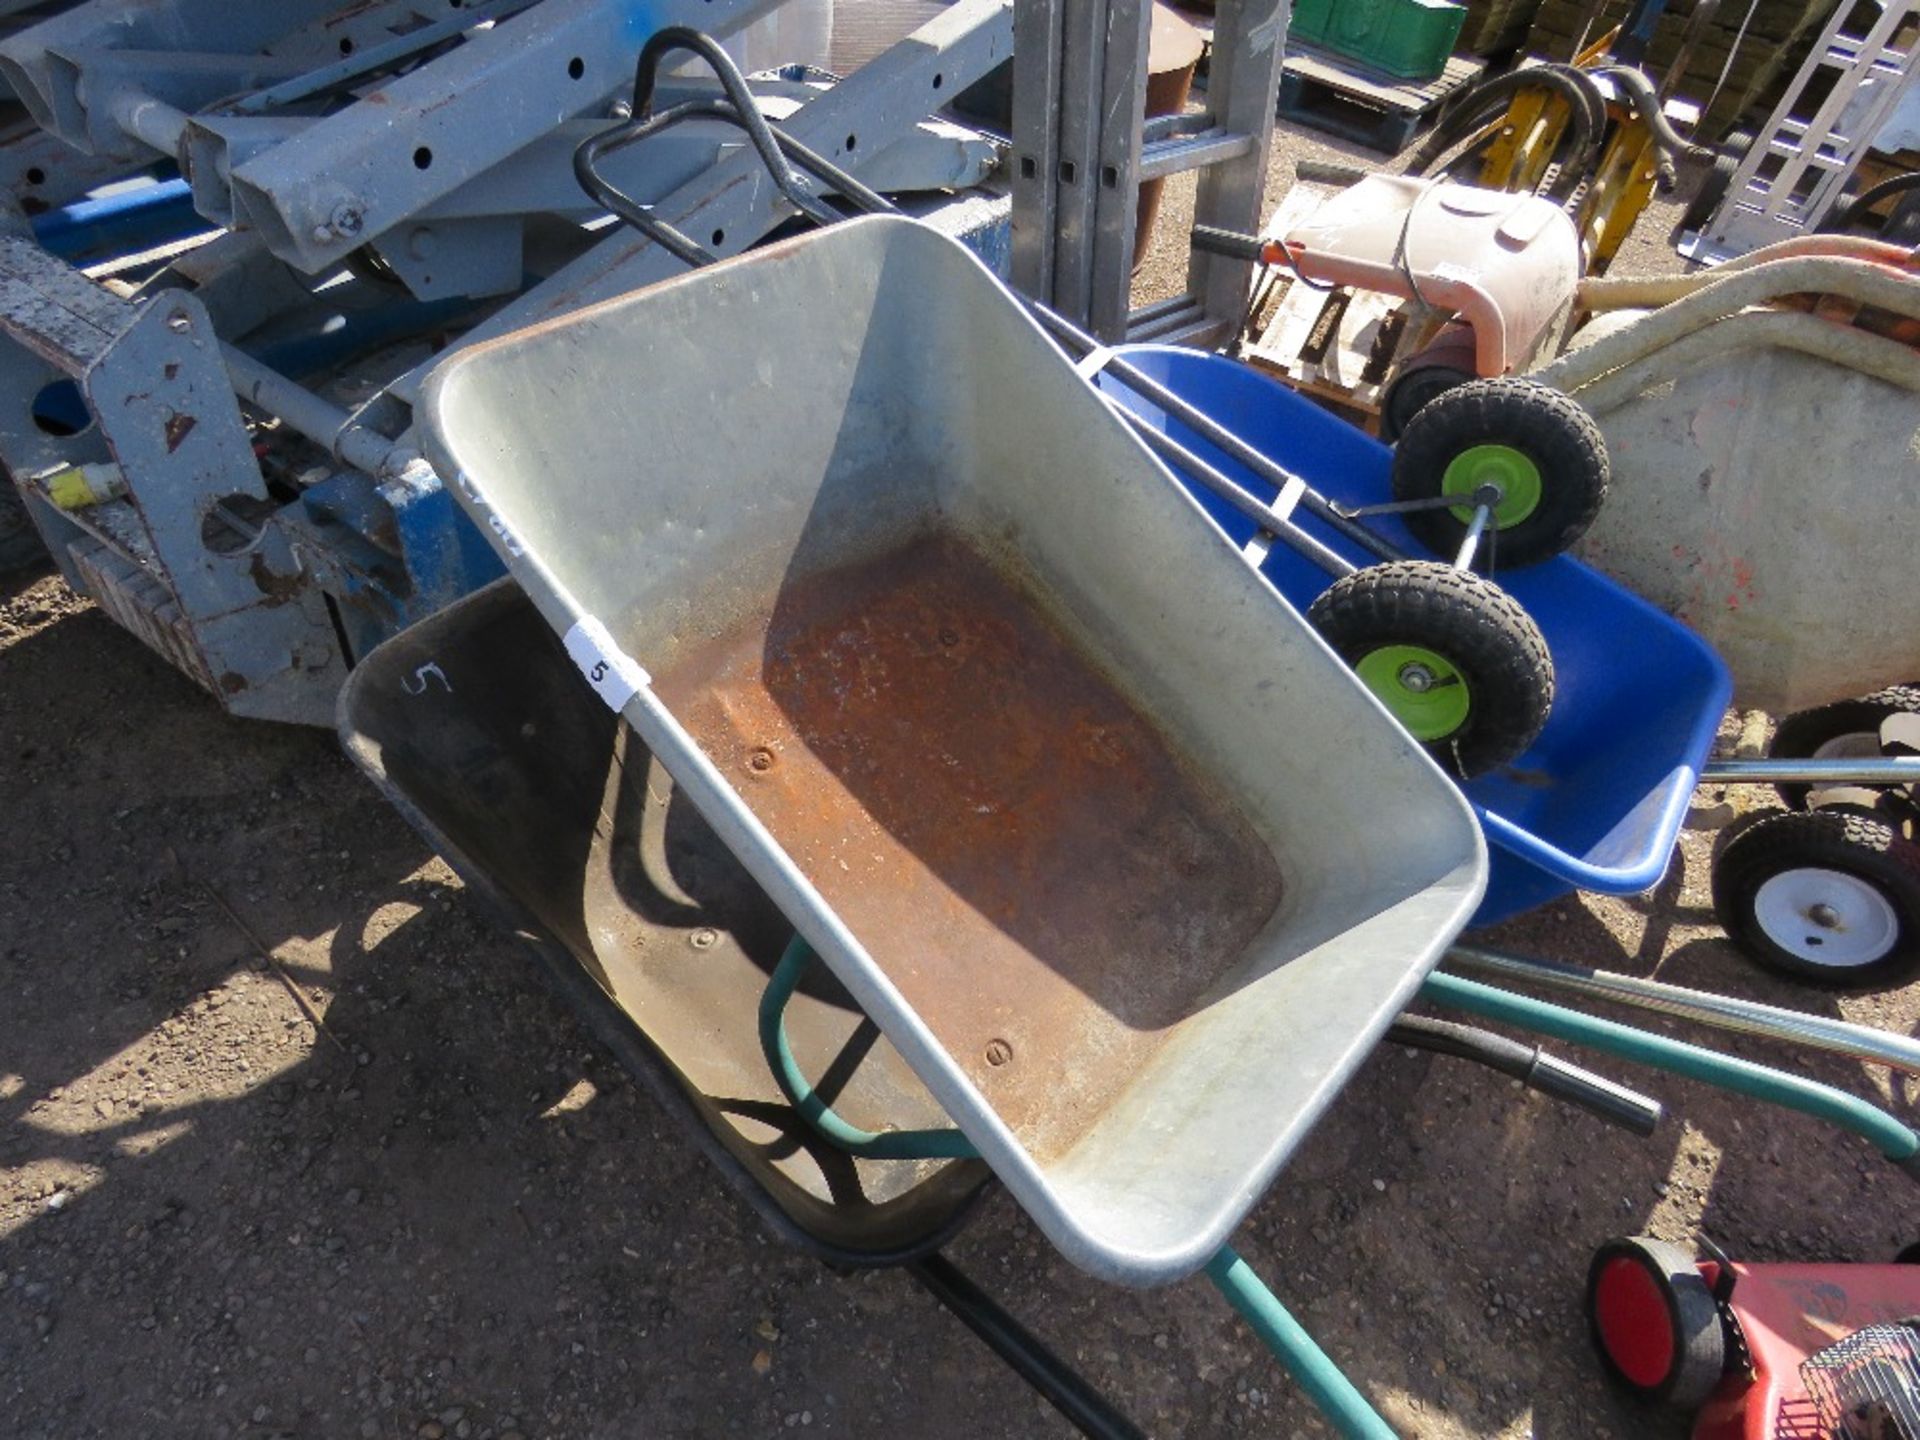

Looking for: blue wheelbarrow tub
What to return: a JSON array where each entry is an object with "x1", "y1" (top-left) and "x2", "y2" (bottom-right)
[{"x1": 1100, "y1": 346, "x2": 1733, "y2": 927}]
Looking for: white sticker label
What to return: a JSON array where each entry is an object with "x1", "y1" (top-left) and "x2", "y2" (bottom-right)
[{"x1": 563, "y1": 616, "x2": 651, "y2": 712}]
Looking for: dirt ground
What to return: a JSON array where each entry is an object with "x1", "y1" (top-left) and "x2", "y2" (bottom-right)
[{"x1": 5, "y1": 125, "x2": 1920, "y2": 1440}]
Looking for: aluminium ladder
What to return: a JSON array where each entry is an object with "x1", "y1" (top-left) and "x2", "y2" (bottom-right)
[
  {"x1": 1010, "y1": 0, "x2": 1286, "y2": 343},
  {"x1": 1682, "y1": 0, "x2": 1920, "y2": 262}
]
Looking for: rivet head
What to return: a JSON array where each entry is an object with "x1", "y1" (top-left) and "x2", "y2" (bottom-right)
[
  {"x1": 747, "y1": 746, "x2": 776, "y2": 773},
  {"x1": 689, "y1": 927, "x2": 719, "y2": 950}
]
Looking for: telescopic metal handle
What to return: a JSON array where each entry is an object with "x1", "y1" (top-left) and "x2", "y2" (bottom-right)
[{"x1": 1524, "y1": 1051, "x2": 1663, "y2": 1136}]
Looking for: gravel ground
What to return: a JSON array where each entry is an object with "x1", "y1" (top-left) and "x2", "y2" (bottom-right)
[{"x1": 5, "y1": 121, "x2": 1918, "y2": 1440}]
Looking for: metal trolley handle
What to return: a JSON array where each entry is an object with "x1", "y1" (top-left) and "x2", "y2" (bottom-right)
[{"x1": 572, "y1": 25, "x2": 898, "y2": 270}]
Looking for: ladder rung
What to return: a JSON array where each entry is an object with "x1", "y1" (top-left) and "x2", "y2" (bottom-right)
[
  {"x1": 1127, "y1": 295, "x2": 1208, "y2": 342},
  {"x1": 1139, "y1": 129, "x2": 1254, "y2": 182},
  {"x1": 1129, "y1": 293, "x2": 1198, "y2": 327},
  {"x1": 1764, "y1": 136, "x2": 1849, "y2": 161},
  {"x1": 1143, "y1": 110, "x2": 1218, "y2": 144},
  {"x1": 1823, "y1": 41, "x2": 1909, "y2": 67}
]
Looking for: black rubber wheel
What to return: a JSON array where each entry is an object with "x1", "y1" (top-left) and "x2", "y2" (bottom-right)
[
  {"x1": 1820, "y1": 171, "x2": 1920, "y2": 237},
  {"x1": 1896, "y1": 1241, "x2": 1920, "y2": 1265},
  {"x1": 1390, "y1": 377, "x2": 1609, "y2": 569},
  {"x1": 0, "y1": 482, "x2": 47, "y2": 576},
  {"x1": 1678, "y1": 129, "x2": 1751, "y2": 240},
  {"x1": 1769, "y1": 687, "x2": 1920, "y2": 810},
  {"x1": 1711, "y1": 808, "x2": 1920, "y2": 989},
  {"x1": 1307, "y1": 559, "x2": 1554, "y2": 779},
  {"x1": 1586, "y1": 1237, "x2": 1728, "y2": 1412},
  {"x1": 1379, "y1": 363, "x2": 1473, "y2": 442}
]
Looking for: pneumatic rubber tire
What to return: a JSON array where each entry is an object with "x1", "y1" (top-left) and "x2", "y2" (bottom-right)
[
  {"x1": 1677, "y1": 129, "x2": 1751, "y2": 240},
  {"x1": 1390, "y1": 378, "x2": 1608, "y2": 569},
  {"x1": 1768, "y1": 686, "x2": 1920, "y2": 810},
  {"x1": 1307, "y1": 559, "x2": 1554, "y2": 779},
  {"x1": 1378, "y1": 363, "x2": 1473, "y2": 442},
  {"x1": 1711, "y1": 807, "x2": 1920, "y2": 989},
  {"x1": 1586, "y1": 1237, "x2": 1728, "y2": 1413}
]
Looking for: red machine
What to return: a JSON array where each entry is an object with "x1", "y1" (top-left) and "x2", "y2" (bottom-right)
[{"x1": 1587, "y1": 1236, "x2": 1920, "y2": 1437}]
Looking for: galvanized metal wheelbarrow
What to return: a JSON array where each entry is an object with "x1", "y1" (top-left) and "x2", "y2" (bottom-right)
[{"x1": 426, "y1": 160, "x2": 1489, "y2": 1288}]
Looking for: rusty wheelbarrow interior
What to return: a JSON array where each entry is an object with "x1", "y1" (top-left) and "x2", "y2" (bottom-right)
[{"x1": 419, "y1": 214, "x2": 1487, "y2": 1285}]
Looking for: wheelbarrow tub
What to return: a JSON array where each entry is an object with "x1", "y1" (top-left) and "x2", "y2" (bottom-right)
[
  {"x1": 337, "y1": 579, "x2": 991, "y2": 1260},
  {"x1": 419, "y1": 215, "x2": 1485, "y2": 1285},
  {"x1": 1098, "y1": 345, "x2": 1733, "y2": 927}
]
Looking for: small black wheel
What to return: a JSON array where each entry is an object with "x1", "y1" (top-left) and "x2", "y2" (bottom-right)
[
  {"x1": 1307, "y1": 559, "x2": 1554, "y2": 779},
  {"x1": 1389, "y1": 377, "x2": 1609, "y2": 569},
  {"x1": 0, "y1": 482, "x2": 46, "y2": 576},
  {"x1": 1586, "y1": 1237, "x2": 1728, "y2": 1412},
  {"x1": 1678, "y1": 129, "x2": 1751, "y2": 240},
  {"x1": 1712, "y1": 807, "x2": 1920, "y2": 988},
  {"x1": 1379, "y1": 363, "x2": 1473, "y2": 442},
  {"x1": 1769, "y1": 687, "x2": 1920, "y2": 810}
]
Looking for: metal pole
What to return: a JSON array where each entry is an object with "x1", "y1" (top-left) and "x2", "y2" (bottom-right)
[
  {"x1": 1029, "y1": 307, "x2": 1404, "y2": 562},
  {"x1": 1452, "y1": 501, "x2": 1493, "y2": 570},
  {"x1": 106, "y1": 88, "x2": 192, "y2": 159},
  {"x1": 221, "y1": 344, "x2": 412, "y2": 478},
  {"x1": 1111, "y1": 408, "x2": 1360, "y2": 578},
  {"x1": 1446, "y1": 943, "x2": 1920, "y2": 1077},
  {"x1": 1700, "y1": 757, "x2": 1920, "y2": 785}
]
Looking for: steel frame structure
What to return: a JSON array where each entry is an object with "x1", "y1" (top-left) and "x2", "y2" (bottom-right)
[{"x1": 0, "y1": 0, "x2": 1280, "y2": 722}]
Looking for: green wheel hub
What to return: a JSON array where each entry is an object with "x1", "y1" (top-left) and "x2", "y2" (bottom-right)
[
  {"x1": 1442, "y1": 444, "x2": 1542, "y2": 528},
  {"x1": 1355, "y1": 644, "x2": 1471, "y2": 741}
]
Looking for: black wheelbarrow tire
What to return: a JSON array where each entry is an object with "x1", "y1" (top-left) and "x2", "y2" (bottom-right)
[
  {"x1": 1308, "y1": 559, "x2": 1553, "y2": 779},
  {"x1": 1390, "y1": 377, "x2": 1608, "y2": 570},
  {"x1": 1711, "y1": 807, "x2": 1920, "y2": 989},
  {"x1": 1586, "y1": 1236, "x2": 1727, "y2": 1413},
  {"x1": 1768, "y1": 686, "x2": 1920, "y2": 810}
]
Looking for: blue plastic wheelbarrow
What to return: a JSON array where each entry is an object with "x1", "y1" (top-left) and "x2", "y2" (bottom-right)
[{"x1": 1097, "y1": 346, "x2": 1733, "y2": 927}]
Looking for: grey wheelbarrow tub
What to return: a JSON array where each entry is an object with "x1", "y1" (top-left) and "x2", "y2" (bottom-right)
[{"x1": 418, "y1": 213, "x2": 1487, "y2": 1286}]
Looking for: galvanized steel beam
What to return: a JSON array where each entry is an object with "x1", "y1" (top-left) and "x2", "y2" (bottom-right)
[{"x1": 386, "y1": 0, "x2": 1015, "y2": 400}]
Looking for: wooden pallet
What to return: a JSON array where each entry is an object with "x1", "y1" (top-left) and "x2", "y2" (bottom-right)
[
  {"x1": 1238, "y1": 180, "x2": 1431, "y2": 420},
  {"x1": 1276, "y1": 47, "x2": 1487, "y2": 154}
]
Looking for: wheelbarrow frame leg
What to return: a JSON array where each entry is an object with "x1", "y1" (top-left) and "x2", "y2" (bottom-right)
[
  {"x1": 1205, "y1": 1247, "x2": 1398, "y2": 1440},
  {"x1": 910, "y1": 1254, "x2": 1147, "y2": 1440}
]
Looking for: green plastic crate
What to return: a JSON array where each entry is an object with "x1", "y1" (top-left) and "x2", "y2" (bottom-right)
[{"x1": 1290, "y1": 0, "x2": 1467, "y2": 81}]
